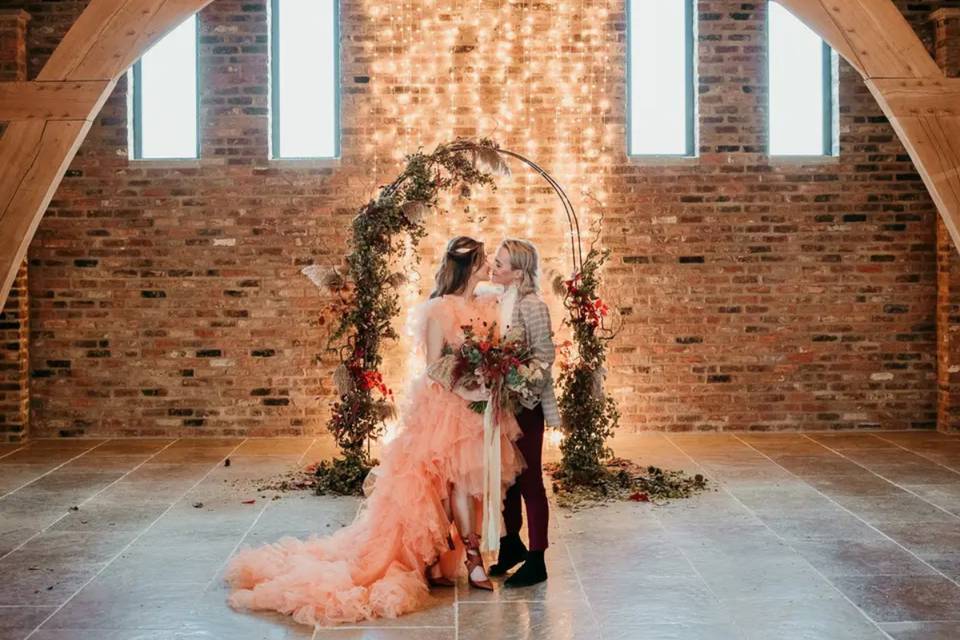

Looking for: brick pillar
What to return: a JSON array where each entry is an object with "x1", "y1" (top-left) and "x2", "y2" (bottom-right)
[
  {"x1": 0, "y1": 10, "x2": 27, "y2": 77},
  {"x1": 198, "y1": 1, "x2": 270, "y2": 164},
  {"x1": 0, "y1": 263, "x2": 30, "y2": 443},
  {"x1": 932, "y1": 9, "x2": 960, "y2": 433},
  {"x1": 0, "y1": 10, "x2": 30, "y2": 443},
  {"x1": 0, "y1": 9, "x2": 28, "y2": 138}
]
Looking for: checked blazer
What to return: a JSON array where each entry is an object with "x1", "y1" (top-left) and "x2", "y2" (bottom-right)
[{"x1": 509, "y1": 292, "x2": 561, "y2": 427}]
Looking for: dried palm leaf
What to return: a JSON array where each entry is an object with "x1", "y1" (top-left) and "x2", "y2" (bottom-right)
[
  {"x1": 550, "y1": 271, "x2": 567, "y2": 296},
  {"x1": 375, "y1": 399, "x2": 397, "y2": 422},
  {"x1": 591, "y1": 367, "x2": 606, "y2": 399},
  {"x1": 402, "y1": 200, "x2": 428, "y2": 224},
  {"x1": 301, "y1": 264, "x2": 350, "y2": 293},
  {"x1": 333, "y1": 363, "x2": 353, "y2": 396},
  {"x1": 300, "y1": 264, "x2": 326, "y2": 289},
  {"x1": 385, "y1": 272, "x2": 407, "y2": 288},
  {"x1": 471, "y1": 146, "x2": 511, "y2": 177},
  {"x1": 323, "y1": 268, "x2": 347, "y2": 291}
]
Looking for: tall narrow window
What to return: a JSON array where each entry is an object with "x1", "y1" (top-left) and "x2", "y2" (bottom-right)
[
  {"x1": 627, "y1": 0, "x2": 695, "y2": 156},
  {"x1": 768, "y1": 2, "x2": 834, "y2": 156},
  {"x1": 131, "y1": 15, "x2": 199, "y2": 159},
  {"x1": 271, "y1": 0, "x2": 339, "y2": 159}
]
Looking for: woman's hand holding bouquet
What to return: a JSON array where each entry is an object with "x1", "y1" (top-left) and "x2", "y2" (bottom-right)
[{"x1": 428, "y1": 322, "x2": 545, "y2": 414}]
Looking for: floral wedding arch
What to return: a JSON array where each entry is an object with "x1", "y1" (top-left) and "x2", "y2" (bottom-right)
[{"x1": 306, "y1": 138, "x2": 620, "y2": 494}]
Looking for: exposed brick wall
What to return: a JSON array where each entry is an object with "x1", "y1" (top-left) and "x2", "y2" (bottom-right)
[
  {"x1": 0, "y1": 261, "x2": 29, "y2": 443},
  {"x1": 0, "y1": 9, "x2": 26, "y2": 79},
  {"x1": 932, "y1": 7, "x2": 960, "y2": 433},
  {"x1": 0, "y1": 8, "x2": 30, "y2": 442},
  {"x1": 937, "y1": 218, "x2": 960, "y2": 433},
  {"x1": 0, "y1": 7, "x2": 27, "y2": 139},
  {"x1": 6, "y1": 0, "x2": 959, "y2": 436},
  {"x1": 604, "y1": 1, "x2": 941, "y2": 431}
]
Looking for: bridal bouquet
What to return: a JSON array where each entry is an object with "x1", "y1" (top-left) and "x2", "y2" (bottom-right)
[
  {"x1": 427, "y1": 320, "x2": 545, "y2": 555},
  {"x1": 428, "y1": 322, "x2": 545, "y2": 414}
]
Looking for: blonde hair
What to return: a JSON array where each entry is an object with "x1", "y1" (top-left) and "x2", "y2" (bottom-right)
[
  {"x1": 499, "y1": 238, "x2": 540, "y2": 296},
  {"x1": 430, "y1": 236, "x2": 485, "y2": 299}
]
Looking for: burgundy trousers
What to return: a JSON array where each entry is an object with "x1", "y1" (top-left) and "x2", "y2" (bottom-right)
[{"x1": 502, "y1": 404, "x2": 549, "y2": 551}]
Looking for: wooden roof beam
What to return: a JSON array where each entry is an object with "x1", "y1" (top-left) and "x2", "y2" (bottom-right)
[{"x1": 0, "y1": 81, "x2": 113, "y2": 121}]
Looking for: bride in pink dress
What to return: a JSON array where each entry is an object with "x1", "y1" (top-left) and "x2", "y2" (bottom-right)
[{"x1": 225, "y1": 236, "x2": 526, "y2": 626}]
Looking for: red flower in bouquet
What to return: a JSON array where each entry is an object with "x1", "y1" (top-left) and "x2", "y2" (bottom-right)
[{"x1": 437, "y1": 322, "x2": 546, "y2": 414}]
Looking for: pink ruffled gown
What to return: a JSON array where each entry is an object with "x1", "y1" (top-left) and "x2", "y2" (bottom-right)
[{"x1": 225, "y1": 294, "x2": 526, "y2": 626}]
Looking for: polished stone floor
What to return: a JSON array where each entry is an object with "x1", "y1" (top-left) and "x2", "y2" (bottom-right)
[{"x1": 2, "y1": 431, "x2": 960, "y2": 639}]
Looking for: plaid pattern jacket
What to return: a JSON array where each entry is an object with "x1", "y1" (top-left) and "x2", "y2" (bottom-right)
[{"x1": 510, "y1": 293, "x2": 561, "y2": 427}]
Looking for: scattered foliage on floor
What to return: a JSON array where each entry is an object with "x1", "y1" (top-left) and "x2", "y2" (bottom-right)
[
  {"x1": 546, "y1": 457, "x2": 710, "y2": 510},
  {"x1": 251, "y1": 455, "x2": 709, "y2": 509},
  {"x1": 254, "y1": 462, "x2": 321, "y2": 494},
  {"x1": 311, "y1": 457, "x2": 380, "y2": 496},
  {"x1": 253, "y1": 461, "x2": 378, "y2": 497}
]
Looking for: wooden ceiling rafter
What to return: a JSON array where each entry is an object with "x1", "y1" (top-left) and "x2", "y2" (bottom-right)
[{"x1": 0, "y1": 0, "x2": 212, "y2": 307}]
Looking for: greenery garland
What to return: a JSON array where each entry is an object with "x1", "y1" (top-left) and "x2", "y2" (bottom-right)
[
  {"x1": 314, "y1": 139, "x2": 502, "y2": 494},
  {"x1": 552, "y1": 247, "x2": 621, "y2": 484},
  {"x1": 310, "y1": 137, "x2": 707, "y2": 505},
  {"x1": 548, "y1": 245, "x2": 709, "y2": 503}
]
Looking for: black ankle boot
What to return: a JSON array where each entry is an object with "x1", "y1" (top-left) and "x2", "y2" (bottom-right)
[
  {"x1": 504, "y1": 550, "x2": 547, "y2": 588},
  {"x1": 489, "y1": 534, "x2": 527, "y2": 577}
]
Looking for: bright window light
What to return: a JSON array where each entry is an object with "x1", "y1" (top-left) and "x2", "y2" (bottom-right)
[
  {"x1": 272, "y1": 0, "x2": 339, "y2": 159},
  {"x1": 768, "y1": 2, "x2": 833, "y2": 156},
  {"x1": 132, "y1": 15, "x2": 198, "y2": 159},
  {"x1": 628, "y1": 0, "x2": 694, "y2": 156}
]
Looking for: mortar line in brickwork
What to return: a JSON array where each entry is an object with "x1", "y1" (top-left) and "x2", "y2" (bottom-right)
[
  {"x1": 0, "y1": 440, "x2": 109, "y2": 501},
  {"x1": 204, "y1": 437, "x2": 318, "y2": 595},
  {"x1": 0, "y1": 438, "x2": 182, "y2": 564},
  {"x1": 732, "y1": 433, "x2": 960, "y2": 593},
  {"x1": 801, "y1": 434, "x2": 960, "y2": 523},
  {"x1": 871, "y1": 433, "x2": 960, "y2": 477},
  {"x1": 665, "y1": 434, "x2": 898, "y2": 639},
  {"x1": 23, "y1": 439, "x2": 248, "y2": 640}
]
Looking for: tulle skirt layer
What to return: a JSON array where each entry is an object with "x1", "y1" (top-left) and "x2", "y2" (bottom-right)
[{"x1": 224, "y1": 375, "x2": 525, "y2": 626}]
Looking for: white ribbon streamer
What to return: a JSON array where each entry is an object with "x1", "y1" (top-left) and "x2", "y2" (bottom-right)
[
  {"x1": 479, "y1": 284, "x2": 517, "y2": 554},
  {"x1": 500, "y1": 283, "x2": 518, "y2": 335},
  {"x1": 481, "y1": 397, "x2": 501, "y2": 554}
]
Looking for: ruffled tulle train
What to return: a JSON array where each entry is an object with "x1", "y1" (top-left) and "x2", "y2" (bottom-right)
[{"x1": 226, "y1": 365, "x2": 524, "y2": 624}]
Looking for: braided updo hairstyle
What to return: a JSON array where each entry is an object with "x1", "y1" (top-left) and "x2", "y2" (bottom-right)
[{"x1": 430, "y1": 236, "x2": 486, "y2": 298}]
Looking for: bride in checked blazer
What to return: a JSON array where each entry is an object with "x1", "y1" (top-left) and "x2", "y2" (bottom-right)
[{"x1": 488, "y1": 238, "x2": 559, "y2": 587}]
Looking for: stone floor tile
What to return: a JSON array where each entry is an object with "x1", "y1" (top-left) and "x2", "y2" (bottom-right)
[
  {"x1": 831, "y1": 575, "x2": 960, "y2": 623},
  {"x1": 788, "y1": 538, "x2": 936, "y2": 577},
  {"x1": 0, "y1": 606, "x2": 57, "y2": 640},
  {"x1": 879, "y1": 621, "x2": 960, "y2": 640},
  {"x1": 458, "y1": 601, "x2": 597, "y2": 640},
  {"x1": 728, "y1": 596, "x2": 888, "y2": 640},
  {"x1": 0, "y1": 561, "x2": 102, "y2": 606},
  {"x1": 2, "y1": 432, "x2": 960, "y2": 639}
]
